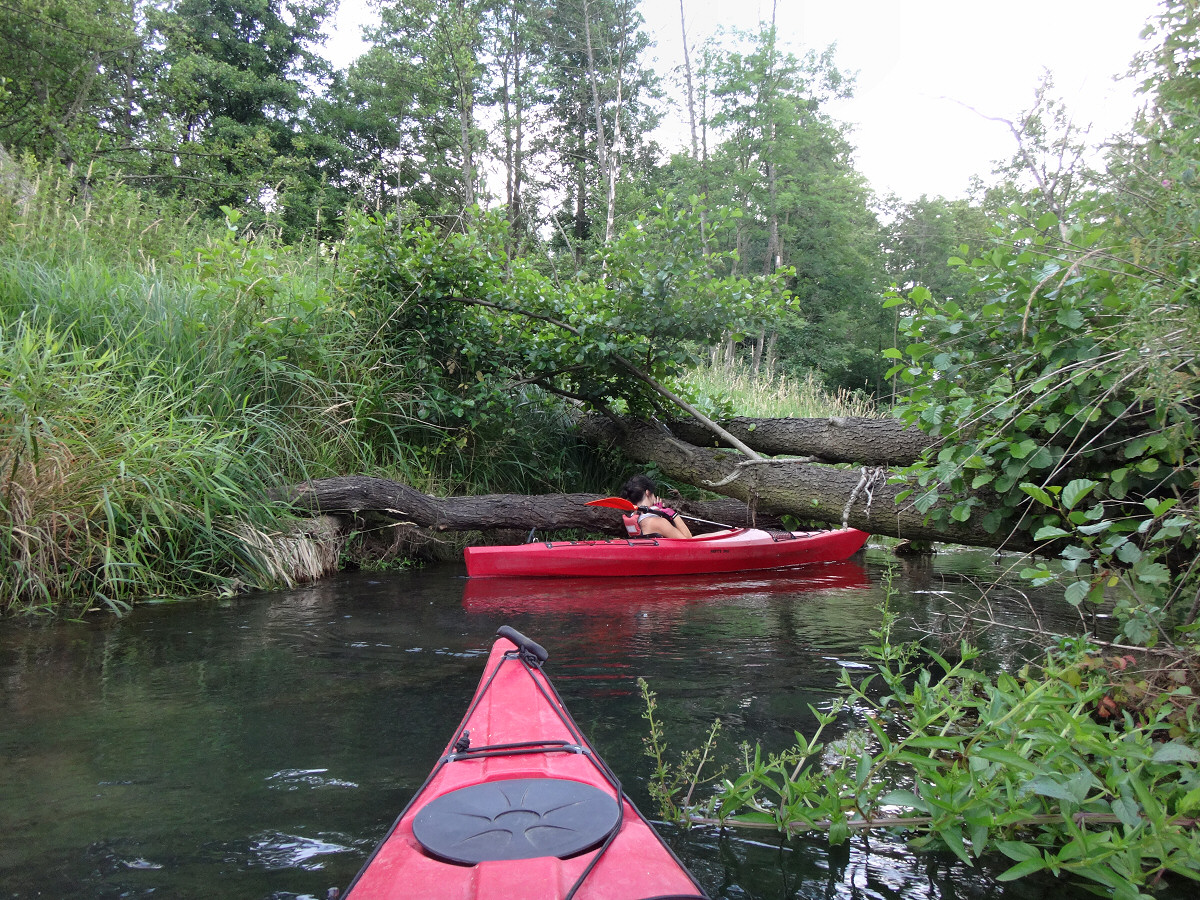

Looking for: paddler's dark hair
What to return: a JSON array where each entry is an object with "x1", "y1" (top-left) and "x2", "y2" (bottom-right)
[{"x1": 620, "y1": 474, "x2": 656, "y2": 505}]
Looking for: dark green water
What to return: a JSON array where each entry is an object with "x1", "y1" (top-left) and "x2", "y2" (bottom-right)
[{"x1": 0, "y1": 546, "x2": 1133, "y2": 899}]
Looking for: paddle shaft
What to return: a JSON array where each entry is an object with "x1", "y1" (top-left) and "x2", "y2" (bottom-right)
[
  {"x1": 656, "y1": 510, "x2": 733, "y2": 530},
  {"x1": 586, "y1": 496, "x2": 733, "y2": 530}
]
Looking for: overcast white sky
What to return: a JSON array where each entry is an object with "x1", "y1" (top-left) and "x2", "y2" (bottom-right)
[{"x1": 322, "y1": 0, "x2": 1163, "y2": 201}]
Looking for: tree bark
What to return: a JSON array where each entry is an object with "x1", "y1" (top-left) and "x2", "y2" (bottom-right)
[
  {"x1": 279, "y1": 477, "x2": 782, "y2": 536},
  {"x1": 279, "y1": 414, "x2": 1035, "y2": 553},
  {"x1": 576, "y1": 417, "x2": 1033, "y2": 552},
  {"x1": 658, "y1": 416, "x2": 931, "y2": 465}
]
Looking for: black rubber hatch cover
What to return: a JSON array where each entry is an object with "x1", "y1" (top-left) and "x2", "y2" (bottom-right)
[{"x1": 412, "y1": 777, "x2": 620, "y2": 864}]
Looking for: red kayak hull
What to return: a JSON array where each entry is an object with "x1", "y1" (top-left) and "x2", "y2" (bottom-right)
[
  {"x1": 464, "y1": 527, "x2": 869, "y2": 578},
  {"x1": 342, "y1": 631, "x2": 707, "y2": 900}
]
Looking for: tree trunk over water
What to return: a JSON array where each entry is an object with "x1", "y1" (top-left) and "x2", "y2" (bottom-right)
[
  {"x1": 279, "y1": 477, "x2": 783, "y2": 537},
  {"x1": 576, "y1": 417, "x2": 1033, "y2": 553},
  {"x1": 658, "y1": 415, "x2": 930, "y2": 465},
  {"x1": 280, "y1": 416, "x2": 1032, "y2": 553}
]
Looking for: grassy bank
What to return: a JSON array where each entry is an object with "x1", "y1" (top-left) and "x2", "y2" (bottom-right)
[
  {"x1": 0, "y1": 173, "x2": 589, "y2": 614},
  {"x1": 0, "y1": 169, "x2": 876, "y2": 616}
]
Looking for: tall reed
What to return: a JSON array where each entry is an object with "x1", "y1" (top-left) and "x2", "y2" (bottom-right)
[
  {"x1": 682, "y1": 357, "x2": 880, "y2": 419},
  {"x1": 0, "y1": 166, "x2": 607, "y2": 613}
]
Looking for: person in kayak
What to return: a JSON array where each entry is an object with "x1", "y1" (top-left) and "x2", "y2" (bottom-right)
[{"x1": 620, "y1": 474, "x2": 694, "y2": 539}]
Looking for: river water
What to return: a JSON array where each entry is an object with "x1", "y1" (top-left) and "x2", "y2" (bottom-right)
[{"x1": 0, "y1": 545, "x2": 1140, "y2": 899}]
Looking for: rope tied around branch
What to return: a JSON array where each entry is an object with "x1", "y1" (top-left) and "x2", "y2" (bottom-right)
[{"x1": 842, "y1": 466, "x2": 888, "y2": 529}]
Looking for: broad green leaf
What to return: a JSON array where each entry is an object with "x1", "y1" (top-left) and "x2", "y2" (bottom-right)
[
  {"x1": 906, "y1": 735, "x2": 967, "y2": 751},
  {"x1": 828, "y1": 817, "x2": 850, "y2": 846},
  {"x1": 937, "y1": 825, "x2": 973, "y2": 865},
  {"x1": 1056, "y1": 308, "x2": 1085, "y2": 329},
  {"x1": 1151, "y1": 741, "x2": 1200, "y2": 764},
  {"x1": 1018, "y1": 483, "x2": 1054, "y2": 507},
  {"x1": 1111, "y1": 795, "x2": 1141, "y2": 828},
  {"x1": 1061, "y1": 479, "x2": 1098, "y2": 511},
  {"x1": 996, "y1": 840, "x2": 1041, "y2": 862},
  {"x1": 1135, "y1": 562, "x2": 1171, "y2": 586},
  {"x1": 1145, "y1": 497, "x2": 1178, "y2": 516},
  {"x1": 973, "y1": 746, "x2": 1039, "y2": 774},
  {"x1": 1115, "y1": 542, "x2": 1142, "y2": 564},
  {"x1": 997, "y1": 856, "x2": 1048, "y2": 881},
  {"x1": 1179, "y1": 786, "x2": 1200, "y2": 815},
  {"x1": 1064, "y1": 580, "x2": 1091, "y2": 606},
  {"x1": 878, "y1": 790, "x2": 928, "y2": 811},
  {"x1": 1025, "y1": 775, "x2": 1076, "y2": 801},
  {"x1": 1009, "y1": 439, "x2": 1037, "y2": 460},
  {"x1": 1034, "y1": 526, "x2": 1071, "y2": 540}
]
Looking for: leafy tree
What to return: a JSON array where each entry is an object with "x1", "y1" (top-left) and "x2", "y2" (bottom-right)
[
  {"x1": 316, "y1": 46, "x2": 426, "y2": 216},
  {"x1": 357, "y1": 0, "x2": 491, "y2": 217},
  {"x1": 486, "y1": 0, "x2": 554, "y2": 249},
  {"x1": 675, "y1": 25, "x2": 881, "y2": 393},
  {"x1": 140, "y1": 0, "x2": 337, "y2": 231},
  {"x1": 880, "y1": 194, "x2": 990, "y2": 303},
  {"x1": 335, "y1": 196, "x2": 792, "y2": 451},
  {"x1": 541, "y1": 0, "x2": 660, "y2": 263},
  {"x1": 885, "y1": 2, "x2": 1200, "y2": 646},
  {"x1": 0, "y1": 0, "x2": 141, "y2": 163}
]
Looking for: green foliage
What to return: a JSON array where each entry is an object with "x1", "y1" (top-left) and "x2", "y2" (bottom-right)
[
  {"x1": 639, "y1": 677, "x2": 725, "y2": 816},
  {"x1": 0, "y1": 0, "x2": 139, "y2": 163},
  {"x1": 0, "y1": 171, "x2": 803, "y2": 615},
  {"x1": 663, "y1": 26, "x2": 883, "y2": 393},
  {"x1": 882, "y1": 6, "x2": 1200, "y2": 646},
  {"x1": 881, "y1": 194, "x2": 992, "y2": 306},
  {"x1": 0, "y1": 175, "x2": 627, "y2": 613},
  {"x1": 335, "y1": 196, "x2": 793, "y2": 422},
  {"x1": 132, "y1": 0, "x2": 340, "y2": 234},
  {"x1": 885, "y1": 223, "x2": 1198, "y2": 643},
  {"x1": 680, "y1": 356, "x2": 878, "y2": 420},
  {"x1": 645, "y1": 602, "x2": 1200, "y2": 899},
  {"x1": 0, "y1": 320, "x2": 288, "y2": 614}
]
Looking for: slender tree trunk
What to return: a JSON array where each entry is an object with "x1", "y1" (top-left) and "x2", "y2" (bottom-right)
[
  {"x1": 439, "y1": 0, "x2": 476, "y2": 211},
  {"x1": 679, "y1": 0, "x2": 699, "y2": 159},
  {"x1": 678, "y1": 0, "x2": 709, "y2": 254},
  {"x1": 457, "y1": 96, "x2": 476, "y2": 209},
  {"x1": 583, "y1": 0, "x2": 627, "y2": 245},
  {"x1": 582, "y1": 0, "x2": 608, "y2": 193},
  {"x1": 575, "y1": 97, "x2": 588, "y2": 264},
  {"x1": 760, "y1": 1, "x2": 780, "y2": 278},
  {"x1": 501, "y1": 5, "x2": 526, "y2": 246}
]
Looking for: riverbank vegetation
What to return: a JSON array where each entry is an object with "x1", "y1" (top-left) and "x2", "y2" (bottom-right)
[
  {"x1": 635, "y1": 5, "x2": 1200, "y2": 892},
  {"x1": 2, "y1": 0, "x2": 1199, "y2": 893},
  {"x1": 642, "y1": 591, "x2": 1200, "y2": 900}
]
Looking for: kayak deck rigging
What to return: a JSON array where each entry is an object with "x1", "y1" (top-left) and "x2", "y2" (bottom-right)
[{"x1": 341, "y1": 626, "x2": 708, "y2": 900}]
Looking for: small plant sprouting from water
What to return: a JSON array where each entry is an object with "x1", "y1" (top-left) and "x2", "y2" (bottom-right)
[
  {"x1": 640, "y1": 582, "x2": 1200, "y2": 898},
  {"x1": 639, "y1": 678, "x2": 725, "y2": 817}
]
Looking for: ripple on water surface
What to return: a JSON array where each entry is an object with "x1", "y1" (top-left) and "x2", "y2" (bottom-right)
[{"x1": 0, "y1": 555, "x2": 1168, "y2": 899}]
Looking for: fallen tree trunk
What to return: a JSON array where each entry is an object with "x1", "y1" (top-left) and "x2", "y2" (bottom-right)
[
  {"x1": 660, "y1": 415, "x2": 931, "y2": 465},
  {"x1": 279, "y1": 415, "x2": 1032, "y2": 554},
  {"x1": 577, "y1": 418, "x2": 1034, "y2": 553},
  {"x1": 279, "y1": 477, "x2": 784, "y2": 536}
]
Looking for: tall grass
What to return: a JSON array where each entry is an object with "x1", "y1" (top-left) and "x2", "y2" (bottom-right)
[
  {"x1": 0, "y1": 321, "x2": 292, "y2": 614},
  {"x1": 682, "y1": 358, "x2": 881, "y2": 419},
  {"x1": 0, "y1": 164, "x2": 608, "y2": 613}
]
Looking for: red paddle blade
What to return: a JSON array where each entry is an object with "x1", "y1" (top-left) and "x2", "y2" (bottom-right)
[{"x1": 585, "y1": 496, "x2": 637, "y2": 511}]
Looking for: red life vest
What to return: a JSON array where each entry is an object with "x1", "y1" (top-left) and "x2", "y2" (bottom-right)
[{"x1": 621, "y1": 512, "x2": 641, "y2": 537}]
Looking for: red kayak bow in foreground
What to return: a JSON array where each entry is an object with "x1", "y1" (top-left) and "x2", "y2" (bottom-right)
[{"x1": 342, "y1": 627, "x2": 708, "y2": 900}]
